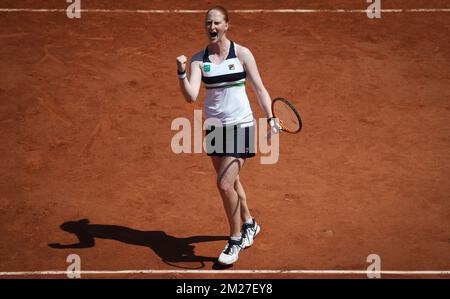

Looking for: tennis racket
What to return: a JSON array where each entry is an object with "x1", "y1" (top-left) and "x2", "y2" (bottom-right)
[{"x1": 271, "y1": 97, "x2": 302, "y2": 133}]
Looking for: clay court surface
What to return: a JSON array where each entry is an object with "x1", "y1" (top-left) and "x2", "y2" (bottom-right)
[{"x1": 0, "y1": 0, "x2": 449, "y2": 278}]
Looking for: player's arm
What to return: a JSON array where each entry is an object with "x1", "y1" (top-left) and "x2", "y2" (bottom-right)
[
  {"x1": 176, "y1": 52, "x2": 203, "y2": 103},
  {"x1": 240, "y1": 47, "x2": 273, "y2": 118}
]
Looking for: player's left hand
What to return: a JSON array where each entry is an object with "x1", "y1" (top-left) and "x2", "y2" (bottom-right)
[{"x1": 268, "y1": 118, "x2": 281, "y2": 134}]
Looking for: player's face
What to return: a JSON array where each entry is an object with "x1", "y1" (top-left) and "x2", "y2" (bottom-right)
[{"x1": 205, "y1": 10, "x2": 228, "y2": 43}]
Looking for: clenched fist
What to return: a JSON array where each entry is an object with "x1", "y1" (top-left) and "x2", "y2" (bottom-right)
[{"x1": 176, "y1": 55, "x2": 187, "y2": 73}]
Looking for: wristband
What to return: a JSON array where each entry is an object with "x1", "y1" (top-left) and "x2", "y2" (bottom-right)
[{"x1": 177, "y1": 72, "x2": 187, "y2": 79}]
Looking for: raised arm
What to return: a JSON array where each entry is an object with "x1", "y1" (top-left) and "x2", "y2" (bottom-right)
[{"x1": 176, "y1": 52, "x2": 203, "y2": 103}]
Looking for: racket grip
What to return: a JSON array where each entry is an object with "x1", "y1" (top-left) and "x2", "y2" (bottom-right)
[{"x1": 266, "y1": 127, "x2": 280, "y2": 140}]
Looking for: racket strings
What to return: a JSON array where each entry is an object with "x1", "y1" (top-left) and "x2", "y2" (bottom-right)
[{"x1": 273, "y1": 101, "x2": 301, "y2": 132}]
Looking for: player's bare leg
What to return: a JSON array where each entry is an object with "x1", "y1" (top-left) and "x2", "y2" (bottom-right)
[
  {"x1": 211, "y1": 156, "x2": 244, "y2": 237},
  {"x1": 234, "y1": 175, "x2": 252, "y2": 223}
]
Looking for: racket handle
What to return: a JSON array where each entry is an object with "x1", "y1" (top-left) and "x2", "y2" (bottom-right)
[{"x1": 266, "y1": 127, "x2": 280, "y2": 140}]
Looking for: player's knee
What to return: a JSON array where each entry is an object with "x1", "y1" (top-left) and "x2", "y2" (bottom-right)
[{"x1": 217, "y1": 179, "x2": 234, "y2": 194}]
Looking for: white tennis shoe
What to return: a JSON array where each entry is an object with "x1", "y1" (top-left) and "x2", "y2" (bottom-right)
[
  {"x1": 218, "y1": 238, "x2": 244, "y2": 265},
  {"x1": 241, "y1": 218, "x2": 261, "y2": 249}
]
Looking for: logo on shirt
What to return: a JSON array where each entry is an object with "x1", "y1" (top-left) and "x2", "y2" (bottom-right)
[
  {"x1": 203, "y1": 64, "x2": 211, "y2": 72},
  {"x1": 228, "y1": 64, "x2": 235, "y2": 70}
]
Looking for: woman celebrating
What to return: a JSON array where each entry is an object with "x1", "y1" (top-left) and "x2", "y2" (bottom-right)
[{"x1": 176, "y1": 6, "x2": 278, "y2": 265}]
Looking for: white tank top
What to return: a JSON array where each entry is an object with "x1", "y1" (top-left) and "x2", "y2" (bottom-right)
[{"x1": 201, "y1": 41, "x2": 254, "y2": 126}]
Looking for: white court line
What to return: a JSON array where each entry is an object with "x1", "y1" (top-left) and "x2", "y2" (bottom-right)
[
  {"x1": 0, "y1": 270, "x2": 449, "y2": 276},
  {"x1": 1, "y1": 8, "x2": 450, "y2": 13}
]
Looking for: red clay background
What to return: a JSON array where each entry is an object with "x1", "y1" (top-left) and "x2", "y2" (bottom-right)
[{"x1": 0, "y1": 1, "x2": 449, "y2": 278}]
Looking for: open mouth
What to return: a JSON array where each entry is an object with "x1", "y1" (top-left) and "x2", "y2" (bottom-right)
[{"x1": 209, "y1": 32, "x2": 218, "y2": 38}]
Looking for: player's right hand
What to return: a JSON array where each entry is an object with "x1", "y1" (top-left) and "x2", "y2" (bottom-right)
[{"x1": 176, "y1": 55, "x2": 187, "y2": 73}]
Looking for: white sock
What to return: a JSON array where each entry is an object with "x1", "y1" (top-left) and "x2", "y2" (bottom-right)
[
  {"x1": 230, "y1": 236, "x2": 242, "y2": 242},
  {"x1": 245, "y1": 218, "x2": 254, "y2": 225}
]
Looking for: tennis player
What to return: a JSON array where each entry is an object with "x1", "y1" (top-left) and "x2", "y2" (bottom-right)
[{"x1": 176, "y1": 6, "x2": 278, "y2": 265}]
